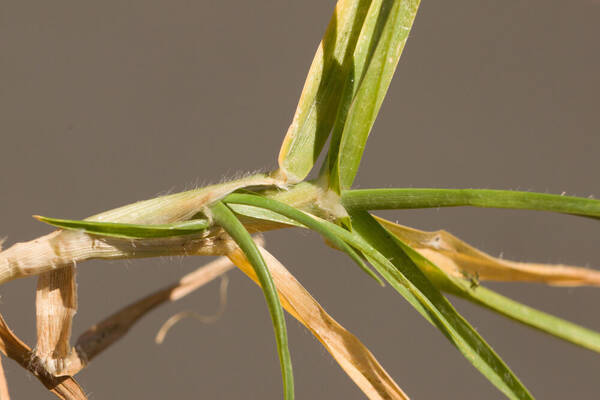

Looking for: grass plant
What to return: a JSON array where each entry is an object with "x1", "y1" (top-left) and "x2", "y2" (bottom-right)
[{"x1": 0, "y1": 1, "x2": 598, "y2": 399}]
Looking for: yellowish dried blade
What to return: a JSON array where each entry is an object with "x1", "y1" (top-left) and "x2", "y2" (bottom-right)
[
  {"x1": 228, "y1": 245, "x2": 409, "y2": 400},
  {"x1": 373, "y1": 216, "x2": 600, "y2": 353},
  {"x1": 375, "y1": 216, "x2": 600, "y2": 286}
]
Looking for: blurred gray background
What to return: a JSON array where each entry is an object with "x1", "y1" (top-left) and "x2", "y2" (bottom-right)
[{"x1": 1, "y1": 1, "x2": 599, "y2": 398}]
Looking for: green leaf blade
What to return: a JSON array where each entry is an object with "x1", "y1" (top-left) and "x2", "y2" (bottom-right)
[
  {"x1": 34, "y1": 216, "x2": 210, "y2": 239},
  {"x1": 209, "y1": 202, "x2": 294, "y2": 400},
  {"x1": 342, "y1": 188, "x2": 600, "y2": 218},
  {"x1": 347, "y1": 210, "x2": 533, "y2": 400},
  {"x1": 463, "y1": 286, "x2": 600, "y2": 353}
]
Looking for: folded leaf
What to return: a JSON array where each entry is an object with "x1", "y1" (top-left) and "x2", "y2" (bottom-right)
[
  {"x1": 276, "y1": 0, "x2": 374, "y2": 183},
  {"x1": 327, "y1": 0, "x2": 420, "y2": 192}
]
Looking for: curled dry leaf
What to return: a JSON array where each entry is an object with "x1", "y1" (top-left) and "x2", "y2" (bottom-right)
[
  {"x1": 375, "y1": 216, "x2": 600, "y2": 286},
  {"x1": 0, "y1": 314, "x2": 87, "y2": 400},
  {"x1": 228, "y1": 245, "x2": 409, "y2": 400}
]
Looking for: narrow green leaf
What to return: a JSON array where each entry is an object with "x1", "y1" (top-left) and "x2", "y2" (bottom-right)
[
  {"x1": 209, "y1": 202, "x2": 294, "y2": 400},
  {"x1": 224, "y1": 193, "x2": 384, "y2": 286},
  {"x1": 34, "y1": 215, "x2": 210, "y2": 239},
  {"x1": 459, "y1": 285, "x2": 600, "y2": 353},
  {"x1": 347, "y1": 210, "x2": 533, "y2": 400},
  {"x1": 342, "y1": 188, "x2": 600, "y2": 219},
  {"x1": 327, "y1": 0, "x2": 420, "y2": 192},
  {"x1": 276, "y1": 0, "x2": 374, "y2": 183}
]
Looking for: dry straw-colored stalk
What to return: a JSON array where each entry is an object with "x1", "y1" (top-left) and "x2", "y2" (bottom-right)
[
  {"x1": 36, "y1": 266, "x2": 83, "y2": 377},
  {"x1": 0, "y1": 174, "x2": 279, "y2": 285}
]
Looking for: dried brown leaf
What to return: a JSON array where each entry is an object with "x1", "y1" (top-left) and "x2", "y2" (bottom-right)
[
  {"x1": 228, "y1": 246, "x2": 409, "y2": 400},
  {"x1": 376, "y1": 216, "x2": 600, "y2": 286},
  {"x1": 0, "y1": 314, "x2": 86, "y2": 400},
  {"x1": 0, "y1": 355, "x2": 10, "y2": 400}
]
